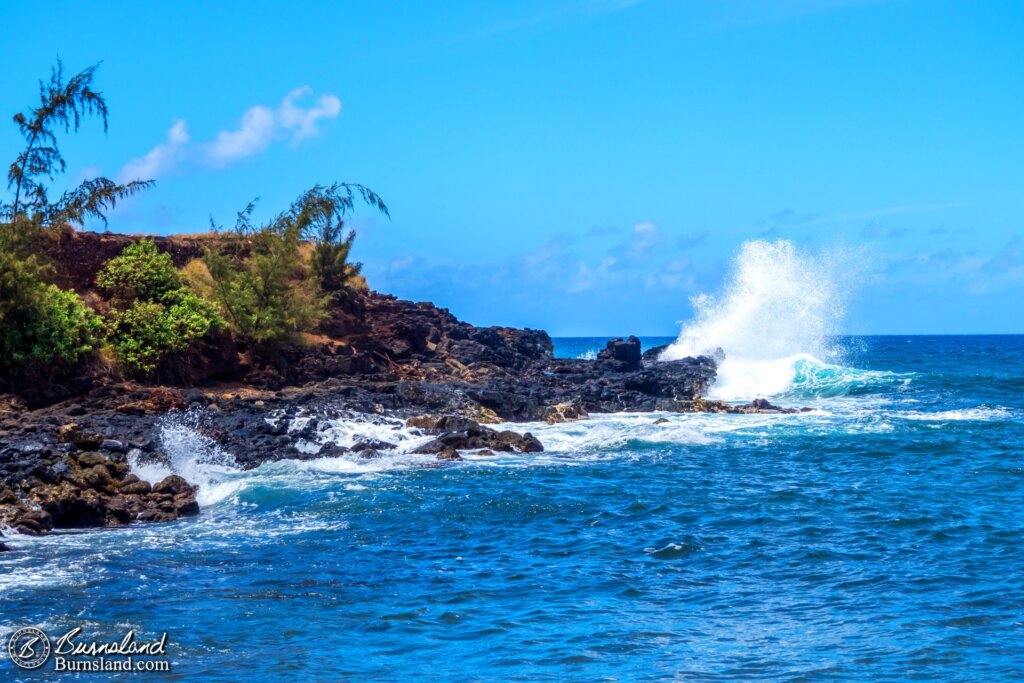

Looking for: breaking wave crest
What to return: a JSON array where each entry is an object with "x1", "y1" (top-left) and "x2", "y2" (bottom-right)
[
  {"x1": 128, "y1": 409, "x2": 787, "y2": 511},
  {"x1": 660, "y1": 239, "x2": 869, "y2": 399}
]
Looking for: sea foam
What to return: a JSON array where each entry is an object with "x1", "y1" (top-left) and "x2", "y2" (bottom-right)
[{"x1": 661, "y1": 239, "x2": 853, "y2": 400}]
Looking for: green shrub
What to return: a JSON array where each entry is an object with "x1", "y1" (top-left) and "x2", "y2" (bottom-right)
[
  {"x1": 200, "y1": 183, "x2": 387, "y2": 349},
  {"x1": 202, "y1": 212, "x2": 325, "y2": 348},
  {"x1": 0, "y1": 61, "x2": 153, "y2": 386},
  {"x1": 97, "y1": 240, "x2": 223, "y2": 376},
  {"x1": 96, "y1": 240, "x2": 180, "y2": 303},
  {"x1": 310, "y1": 226, "x2": 362, "y2": 295},
  {"x1": 0, "y1": 276, "x2": 101, "y2": 374},
  {"x1": 105, "y1": 290, "x2": 223, "y2": 375}
]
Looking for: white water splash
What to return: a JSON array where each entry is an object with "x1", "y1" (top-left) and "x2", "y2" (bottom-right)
[
  {"x1": 660, "y1": 240, "x2": 851, "y2": 400},
  {"x1": 129, "y1": 413, "x2": 243, "y2": 507}
]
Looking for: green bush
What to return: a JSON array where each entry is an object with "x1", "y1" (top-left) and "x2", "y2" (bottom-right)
[
  {"x1": 202, "y1": 212, "x2": 325, "y2": 348},
  {"x1": 96, "y1": 240, "x2": 180, "y2": 303},
  {"x1": 105, "y1": 290, "x2": 223, "y2": 375},
  {"x1": 310, "y1": 226, "x2": 362, "y2": 295},
  {"x1": 97, "y1": 240, "x2": 223, "y2": 376},
  {"x1": 0, "y1": 274, "x2": 101, "y2": 374}
]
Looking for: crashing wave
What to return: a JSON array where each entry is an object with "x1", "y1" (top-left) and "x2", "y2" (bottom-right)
[{"x1": 661, "y1": 239, "x2": 867, "y2": 399}]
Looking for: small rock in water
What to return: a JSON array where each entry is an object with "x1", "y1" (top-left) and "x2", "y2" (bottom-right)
[
  {"x1": 437, "y1": 447, "x2": 463, "y2": 461},
  {"x1": 352, "y1": 439, "x2": 397, "y2": 452},
  {"x1": 317, "y1": 443, "x2": 350, "y2": 458}
]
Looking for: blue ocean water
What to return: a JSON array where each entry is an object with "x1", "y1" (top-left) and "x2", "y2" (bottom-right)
[{"x1": 2, "y1": 335, "x2": 1023, "y2": 681}]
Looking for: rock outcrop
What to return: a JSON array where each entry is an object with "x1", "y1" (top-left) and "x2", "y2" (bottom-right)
[
  {"x1": 0, "y1": 448, "x2": 198, "y2": 536},
  {"x1": 0, "y1": 229, "x2": 807, "y2": 542}
]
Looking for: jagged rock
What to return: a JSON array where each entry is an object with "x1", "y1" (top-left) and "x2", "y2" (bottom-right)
[
  {"x1": 118, "y1": 479, "x2": 152, "y2": 495},
  {"x1": 115, "y1": 387, "x2": 187, "y2": 415},
  {"x1": 405, "y1": 415, "x2": 482, "y2": 434},
  {"x1": 437, "y1": 447, "x2": 463, "y2": 461},
  {"x1": 544, "y1": 402, "x2": 588, "y2": 424},
  {"x1": 57, "y1": 424, "x2": 105, "y2": 450},
  {"x1": 598, "y1": 336, "x2": 642, "y2": 372},
  {"x1": 412, "y1": 425, "x2": 543, "y2": 455},
  {"x1": 152, "y1": 475, "x2": 196, "y2": 497},
  {"x1": 351, "y1": 439, "x2": 397, "y2": 452}
]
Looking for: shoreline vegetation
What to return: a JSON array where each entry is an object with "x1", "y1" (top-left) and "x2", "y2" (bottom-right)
[{"x1": 0, "y1": 62, "x2": 792, "y2": 547}]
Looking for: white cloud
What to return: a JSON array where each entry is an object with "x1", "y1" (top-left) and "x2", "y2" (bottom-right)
[
  {"x1": 277, "y1": 87, "x2": 342, "y2": 143},
  {"x1": 117, "y1": 88, "x2": 342, "y2": 178},
  {"x1": 206, "y1": 106, "x2": 276, "y2": 164},
  {"x1": 118, "y1": 119, "x2": 190, "y2": 182},
  {"x1": 206, "y1": 88, "x2": 341, "y2": 164}
]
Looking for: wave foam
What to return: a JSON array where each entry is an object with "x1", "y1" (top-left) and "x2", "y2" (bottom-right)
[
  {"x1": 129, "y1": 412, "x2": 243, "y2": 507},
  {"x1": 896, "y1": 407, "x2": 1011, "y2": 422},
  {"x1": 660, "y1": 239, "x2": 864, "y2": 399}
]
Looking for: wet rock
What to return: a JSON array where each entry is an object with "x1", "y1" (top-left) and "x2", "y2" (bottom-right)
[
  {"x1": 118, "y1": 479, "x2": 152, "y2": 495},
  {"x1": 437, "y1": 447, "x2": 463, "y2": 461},
  {"x1": 653, "y1": 417, "x2": 670, "y2": 425},
  {"x1": 174, "y1": 494, "x2": 200, "y2": 516},
  {"x1": 152, "y1": 475, "x2": 196, "y2": 497},
  {"x1": 351, "y1": 439, "x2": 397, "y2": 452},
  {"x1": 0, "y1": 504, "x2": 53, "y2": 536},
  {"x1": 405, "y1": 415, "x2": 482, "y2": 434},
  {"x1": 641, "y1": 344, "x2": 669, "y2": 363},
  {"x1": 730, "y1": 398, "x2": 798, "y2": 414},
  {"x1": 544, "y1": 402, "x2": 588, "y2": 424},
  {"x1": 136, "y1": 508, "x2": 177, "y2": 523},
  {"x1": 293, "y1": 417, "x2": 322, "y2": 440},
  {"x1": 412, "y1": 425, "x2": 543, "y2": 455},
  {"x1": 33, "y1": 482, "x2": 109, "y2": 527},
  {"x1": 315, "y1": 443, "x2": 350, "y2": 458},
  {"x1": 497, "y1": 431, "x2": 543, "y2": 453}
]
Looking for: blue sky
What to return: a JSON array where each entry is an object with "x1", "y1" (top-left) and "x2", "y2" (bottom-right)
[{"x1": 2, "y1": 0, "x2": 1021, "y2": 335}]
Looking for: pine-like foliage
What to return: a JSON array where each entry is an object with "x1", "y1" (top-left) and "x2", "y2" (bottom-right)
[
  {"x1": 200, "y1": 183, "x2": 388, "y2": 349},
  {"x1": 202, "y1": 202, "x2": 324, "y2": 348},
  {"x1": 288, "y1": 183, "x2": 388, "y2": 296},
  {"x1": 2, "y1": 59, "x2": 152, "y2": 228},
  {"x1": 0, "y1": 60, "x2": 154, "y2": 384}
]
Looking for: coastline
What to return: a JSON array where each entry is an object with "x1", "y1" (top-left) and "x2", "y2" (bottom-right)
[{"x1": 0, "y1": 231, "x2": 798, "y2": 544}]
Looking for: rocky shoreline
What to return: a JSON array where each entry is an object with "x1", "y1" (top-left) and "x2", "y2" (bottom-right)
[{"x1": 0, "y1": 232, "x2": 799, "y2": 548}]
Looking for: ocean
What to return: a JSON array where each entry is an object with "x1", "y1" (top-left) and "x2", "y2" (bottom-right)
[{"x1": 1, "y1": 333, "x2": 1022, "y2": 680}]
